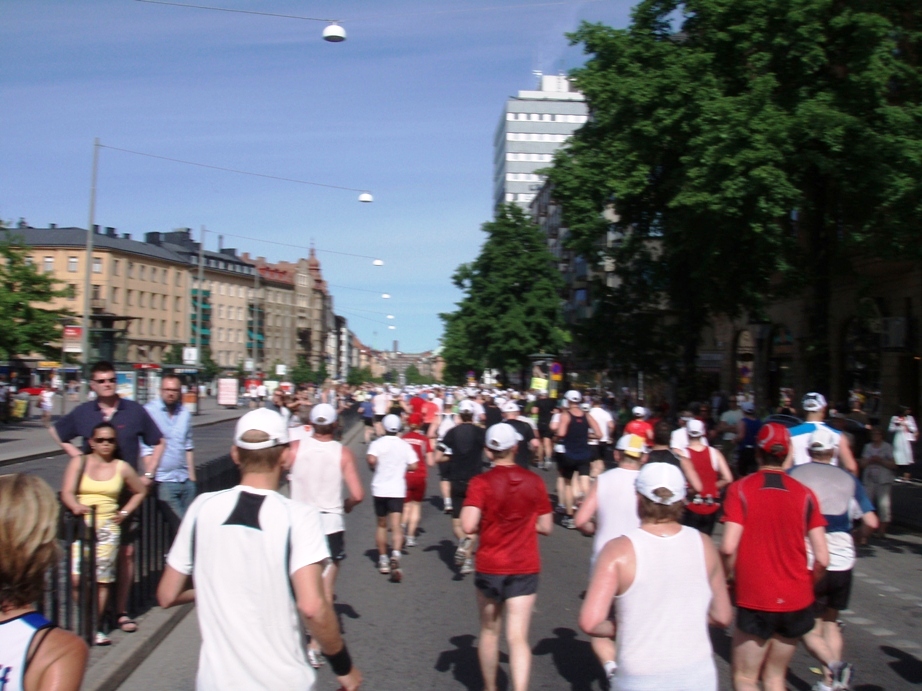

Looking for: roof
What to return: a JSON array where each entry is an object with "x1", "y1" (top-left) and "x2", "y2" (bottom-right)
[{"x1": 6, "y1": 226, "x2": 187, "y2": 264}]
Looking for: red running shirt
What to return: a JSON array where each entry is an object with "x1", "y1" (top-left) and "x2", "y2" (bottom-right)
[
  {"x1": 408, "y1": 396, "x2": 426, "y2": 415},
  {"x1": 624, "y1": 419, "x2": 653, "y2": 441},
  {"x1": 686, "y1": 446, "x2": 720, "y2": 515},
  {"x1": 464, "y1": 465, "x2": 552, "y2": 575},
  {"x1": 402, "y1": 431, "x2": 430, "y2": 481},
  {"x1": 722, "y1": 469, "x2": 826, "y2": 612}
]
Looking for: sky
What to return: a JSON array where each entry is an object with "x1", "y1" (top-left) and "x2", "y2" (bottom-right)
[{"x1": 2, "y1": 0, "x2": 634, "y2": 353}]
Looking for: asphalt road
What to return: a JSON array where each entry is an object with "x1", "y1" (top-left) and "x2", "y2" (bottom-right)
[{"x1": 109, "y1": 427, "x2": 922, "y2": 690}]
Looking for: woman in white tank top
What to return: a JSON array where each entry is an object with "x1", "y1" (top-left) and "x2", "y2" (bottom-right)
[{"x1": 579, "y1": 462, "x2": 732, "y2": 691}]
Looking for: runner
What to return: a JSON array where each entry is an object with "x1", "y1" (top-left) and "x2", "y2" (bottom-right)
[
  {"x1": 623, "y1": 406, "x2": 653, "y2": 443},
  {"x1": 501, "y1": 401, "x2": 539, "y2": 469},
  {"x1": 787, "y1": 393, "x2": 858, "y2": 474},
  {"x1": 555, "y1": 390, "x2": 601, "y2": 529},
  {"x1": 574, "y1": 433, "x2": 645, "y2": 685},
  {"x1": 531, "y1": 391, "x2": 557, "y2": 470},
  {"x1": 438, "y1": 400, "x2": 487, "y2": 575},
  {"x1": 682, "y1": 420, "x2": 733, "y2": 536},
  {"x1": 460, "y1": 423, "x2": 553, "y2": 691},
  {"x1": 791, "y1": 427, "x2": 877, "y2": 691},
  {"x1": 372, "y1": 387, "x2": 388, "y2": 438},
  {"x1": 588, "y1": 397, "x2": 616, "y2": 472},
  {"x1": 720, "y1": 422, "x2": 829, "y2": 691},
  {"x1": 436, "y1": 403, "x2": 458, "y2": 514},
  {"x1": 402, "y1": 412, "x2": 434, "y2": 547},
  {"x1": 647, "y1": 421, "x2": 703, "y2": 493},
  {"x1": 735, "y1": 402, "x2": 762, "y2": 477},
  {"x1": 366, "y1": 413, "x2": 418, "y2": 583},
  {"x1": 288, "y1": 403, "x2": 365, "y2": 667},
  {"x1": 580, "y1": 462, "x2": 732, "y2": 690}
]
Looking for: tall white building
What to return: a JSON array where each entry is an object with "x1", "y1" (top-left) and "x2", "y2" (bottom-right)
[{"x1": 493, "y1": 74, "x2": 588, "y2": 211}]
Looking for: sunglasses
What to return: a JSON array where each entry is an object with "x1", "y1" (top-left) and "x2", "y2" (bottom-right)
[
  {"x1": 92, "y1": 437, "x2": 116, "y2": 444},
  {"x1": 93, "y1": 377, "x2": 116, "y2": 384}
]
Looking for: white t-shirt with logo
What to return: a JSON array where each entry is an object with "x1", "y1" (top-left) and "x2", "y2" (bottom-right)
[
  {"x1": 367, "y1": 435, "x2": 417, "y2": 498},
  {"x1": 589, "y1": 407, "x2": 614, "y2": 443},
  {"x1": 167, "y1": 485, "x2": 329, "y2": 690}
]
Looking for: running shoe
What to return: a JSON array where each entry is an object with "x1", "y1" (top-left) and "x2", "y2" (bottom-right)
[
  {"x1": 811, "y1": 683, "x2": 833, "y2": 691},
  {"x1": 389, "y1": 557, "x2": 402, "y2": 583},
  {"x1": 378, "y1": 555, "x2": 390, "y2": 574},
  {"x1": 561, "y1": 516, "x2": 576, "y2": 530},
  {"x1": 455, "y1": 537, "x2": 472, "y2": 565},
  {"x1": 307, "y1": 648, "x2": 324, "y2": 669},
  {"x1": 830, "y1": 662, "x2": 853, "y2": 689},
  {"x1": 405, "y1": 535, "x2": 417, "y2": 547},
  {"x1": 460, "y1": 558, "x2": 474, "y2": 575},
  {"x1": 554, "y1": 504, "x2": 566, "y2": 515},
  {"x1": 443, "y1": 498, "x2": 453, "y2": 514},
  {"x1": 95, "y1": 631, "x2": 112, "y2": 646}
]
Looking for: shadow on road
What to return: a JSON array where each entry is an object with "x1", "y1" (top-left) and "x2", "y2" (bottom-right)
[
  {"x1": 434, "y1": 633, "x2": 507, "y2": 690},
  {"x1": 882, "y1": 644, "x2": 922, "y2": 684},
  {"x1": 423, "y1": 539, "x2": 466, "y2": 581},
  {"x1": 334, "y1": 602, "x2": 360, "y2": 635},
  {"x1": 532, "y1": 627, "x2": 603, "y2": 690}
]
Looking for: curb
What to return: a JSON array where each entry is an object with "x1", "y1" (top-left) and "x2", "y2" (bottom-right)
[
  {"x1": 81, "y1": 604, "x2": 194, "y2": 691},
  {"x1": 0, "y1": 412, "x2": 243, "y2": 468}
]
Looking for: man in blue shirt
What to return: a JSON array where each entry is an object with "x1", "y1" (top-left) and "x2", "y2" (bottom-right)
[{"x1": 143, "y1": 375, "x2": 196, "y2": 529}]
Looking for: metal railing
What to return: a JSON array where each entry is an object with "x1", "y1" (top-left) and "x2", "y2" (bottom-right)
[{"x1": 43, "y1": 506, "x2": 98, "y2": 645}]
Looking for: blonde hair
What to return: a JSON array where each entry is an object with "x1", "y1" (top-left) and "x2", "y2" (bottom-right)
[
  {"x1": 637, "y1": 490, "x2": 684, "y2": 523},
  {"x1": 0, "y1": 474, "x2": 60, "y2": 608},
  {"x1": 236, "y1": 431, "x2": 286, "y2": 472}
]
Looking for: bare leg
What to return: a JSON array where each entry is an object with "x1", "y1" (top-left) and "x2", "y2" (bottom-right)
[
  {"x1": 406, "y1": 501, "x2": 421, "y2": 538},
  {"x1": 440, "y1": 479, "x2": 451, "y2": 505},
  {"x1": 376, "y1": 516, "x2": 388, "y2": 556},
  {"x1": 504, "y1": 594, "x2": 537, "y2": 691},
  {"x1": 578, "y1": 473, "x2": 591, "y2": 500},
  {"x1": 802, "y1": 614, "x2": 838, "y2": 683},
  {"x1": 477, "y1": 591, "x2": 504, "y2": 691},
  {"x1": 115, "y1": 543, "x2": 134, "y2": 617},
  {"x1": 731, "y1": 628, "x2": 770, "y2": 691},
  {"x1": 389, "y1": 511, "x2": 404, "y2": 553},
  {"x1": 97, "y1": 583, "x2": 111, "y2": 631},
  {"x1": 761, "y1": 636, "x2": 799, "y2": 691}
]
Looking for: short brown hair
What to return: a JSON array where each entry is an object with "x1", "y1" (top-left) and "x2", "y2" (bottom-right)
[
  {"x1": 637, "y1": 490, "x2": 685, "y2": 523},
  {"x1": 236, "y1": 431, "x2": 287, "y2": 473},
  {"x1": 0, "y1": 474, "x2": 61, "y2": 608},
  {"x1": 653, "y1": 421, "x2": 672, "y2": 446}
]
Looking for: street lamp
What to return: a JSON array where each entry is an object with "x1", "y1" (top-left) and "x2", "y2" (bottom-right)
[{"x1": 381, "y1": 293, "x2": 391, "y2": 299}]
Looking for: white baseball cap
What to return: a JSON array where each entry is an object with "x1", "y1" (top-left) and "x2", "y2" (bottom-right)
[
  {"x1": 564, "y1": 390, "x2": 582, "y2": 403},
  {"x1": 686, "y1": 419, "x2": 705, "y2": 438},
  {"x1": 458, "y1": 400, "x2": 476, "y2": 414},
  {"x1": 580, "y1": 402, "x2": 591, "y2": 411},
  {"x1": 501, "y1": 401, "x2": 520, "y2": 413},
  {"x1": 808, "y1": 426, "x2": 838, "y2": 454},
  {"x1": 740, "y1": 401, "x2": 755, "y2": 413},
  {"x1": 635, "y1": 462, "x2": 686, "y2": 505},
  {"x1": 309, "y1": 403, "x2": 337, "y2": 425},
  {"x1": 234, "y1": 409, "x2": 290, "y2": 450},
  {"x1": 632, "y1": 405, "x2": 645, "y2": 417},
  {"x1": 485, "y1": 423, "x2": 523, "y2": 451},
  {"x1": 802, "y1": 392, "x2": 827, "y2": 412},
  {"x1": 382, "y1": 414, "x2": 402, "y2": 433}
]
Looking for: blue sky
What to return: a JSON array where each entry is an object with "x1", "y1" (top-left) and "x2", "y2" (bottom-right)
[{"x1": 2, "y1": 0, "x2": 634, "y2": 353}]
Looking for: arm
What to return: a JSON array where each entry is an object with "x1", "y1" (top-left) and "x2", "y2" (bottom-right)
[
  {"x1": 292, "y1": 562, "x2": 362, "y2": 691},
  {"x1": 60, "y1": 455, "x2": 88, "y2": 514},
  {"x1": 579, "y1": 537, "x2": 630, "y2": 639},
  {"x1": 186, "y1": 449, "x2": 197, "y2": 483},
  {"x1": 702, "y1": 534, "x2": 732, "y2": 627},
  {"x1": 837, "y1": 434, "x2": 858, "y2": 475},
  {"x1": 142, "y1": 439, "x2": 167, "y2": 483},
  {"x1": 536, "y1": 511, "x2": 553, "y2": 536},
  {"x1": 862, "y1": 510, "x2": 880, "y2": 531},
  {"x1": 460, "y1": 505, "x2": 481, "y2": 535},
  {"x1": 555, "y1": 411, "x2": 570, "y2": 439},
  {"x1": 679, "y1": 455, "x2": 703, "y2": 493},
  {"x1": 713, "y1": 449, "x2": 733, "y2": 490},
  {"x1": 26, "y1": 628, "x2": 89, "y2": 691},
  {"x1": 115, "y1": 465, "x2": 148, "y2": 523},
  {"x1": 341, "y1": 447, "x2": 364, "y2": 513},
  {"x1": 49, "y1": 423, "x2": 82, "y2": 460},
  {"x1": 807, "y1": 525, "x2": 829, "y2": 583},
  {"x1": 719, "y1": 521, "x2": 743, "y2": 578},
  {"x1": 157, "y1": 565, "x2": 196, "y2": 607},
  {"x1": 574, "y1": 482, "x2": 599, "y2": 535},
  {"x1": 425, "y1": 450, "x2": 435, "y2": 467},
  {"x1": 366, "y1": 453, "x2": 377, "y2": 471},
  {"x1": 587, "y1": 415, "x2": 602, "y2": 440}
]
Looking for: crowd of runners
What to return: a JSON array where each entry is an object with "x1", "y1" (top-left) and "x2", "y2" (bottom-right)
[{"x1": 1, "y1": 380, "x2": 892, "y2": 691}]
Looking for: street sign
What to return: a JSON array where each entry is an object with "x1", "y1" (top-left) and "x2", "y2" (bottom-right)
[
  {"x1": 275, "y1": 364, "x2": 287, "y2": 376},
  {"x1": 182, "y1": 347, "x2": 197, "y2": 365},
  {"x1": 63, "y1": 326, "x2": 82, "y2": 353},
  {"x1": 245, "y1": 359, "x2": 254, "y2": 372}
]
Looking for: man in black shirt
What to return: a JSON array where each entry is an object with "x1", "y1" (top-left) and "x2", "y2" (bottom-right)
[
  {"x1": 532, "y1": 391, "x2": 557, "y2": 470},
  {"x1": 646, "y1": 421, "x2": 702, "y2": 493},
  {"x1": 482, "y1": 395, "x2": 503, "y2": 428},
  {"x1": 438, "y1": 400, "x2": 486, "y2": 575},
  {"x1": 502, "y1": 401, "x2": 539, "y2": 469}
]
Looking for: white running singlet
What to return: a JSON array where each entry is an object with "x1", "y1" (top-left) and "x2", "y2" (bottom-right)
[
  {"x1": 0, "y1": 612, "x2": 54, "y2": 691},
  {"x1": 290, "y1": 435, "x2": 345, "y2": 535},
  {"x1": 591, "y1": 467, "x2": 640, "y2": 568}
]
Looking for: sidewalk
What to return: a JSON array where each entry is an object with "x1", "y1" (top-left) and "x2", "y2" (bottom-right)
[{"x1": 0, "y1": 395, "x2": 244, "y2": 467}]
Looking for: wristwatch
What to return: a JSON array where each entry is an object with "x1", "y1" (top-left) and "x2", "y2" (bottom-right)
[
  {"x1": 144, "y1": 471, "x2": 154, "y2": 479},
  {"x1": 119, "y1": 510, "x2": 129, "y2": 517}
]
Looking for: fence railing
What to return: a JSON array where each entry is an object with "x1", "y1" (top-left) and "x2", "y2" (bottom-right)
[{"x1": 45, "y1": 413, "x2": 357, "y2": 646}]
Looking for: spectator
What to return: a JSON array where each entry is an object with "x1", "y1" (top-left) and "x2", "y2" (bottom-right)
[
  {"x1": 860, "y1": 427, "x2": 896, "y2": 538},
  {"x1": 889, "y1": 406, "x2": 917, "y2": 482}
]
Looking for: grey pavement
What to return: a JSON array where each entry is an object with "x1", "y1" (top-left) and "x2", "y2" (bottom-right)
[{"x1": 113, "y1": 428, "x2": 922, "y2": 691}]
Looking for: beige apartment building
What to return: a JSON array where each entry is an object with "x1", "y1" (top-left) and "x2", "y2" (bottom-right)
[{"x1": 13, "y1": 224, "x2": 190, "y2": 363}]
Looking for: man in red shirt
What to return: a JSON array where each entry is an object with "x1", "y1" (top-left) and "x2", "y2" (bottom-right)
[
  {"x1": 623, "y1": 406, "x2": 653, "y2": 442},
  {"x1": 401, "y1": 413, "x2": 433, "y2": 547},
  {"x1": 720, "y1": 422, "x2": 829, "y2": 691},
  {"x1": 461, "y1": 423, "x2": 553, "y2": 691}
]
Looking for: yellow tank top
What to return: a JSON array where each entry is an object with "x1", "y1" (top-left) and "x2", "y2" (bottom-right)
[{"x1": 77, "y1": 459, "x2": 126, "y2": 526}]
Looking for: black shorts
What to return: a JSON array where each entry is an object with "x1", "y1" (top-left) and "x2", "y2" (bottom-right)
[
  {"x1": 373, "y1": 414, "x2": 385, "y2": 423},
  {"x1": 558, "y1": 456, "x2": 590, "y2": 480},
  {"x1": 438, "y1": 460, "x2": 451, "y2": 481},
  {"x1": 538, "y1": 423, "x2": 552, "y2": 439},
  {"x1": 373, "y1": 496, "x2": 404, "y2": 517},
  {"x1": 326, "y1": 531, "x2": 346, "y2": 561},
  {"x1": 363, "y1": 418, "x2": 373, "y2": 427},
  {"x1": 450, "y1": 479, "x2": 471, "y2": 519},
  {"x1": 736, "y1": 605, "x2": 815, "y2": 641},
  {"x1": 475, "y1": 573, "x2": 539, "y2": 603},
  {"x1": 814, "y1": 569, "x2": 852, "y2": 613}
]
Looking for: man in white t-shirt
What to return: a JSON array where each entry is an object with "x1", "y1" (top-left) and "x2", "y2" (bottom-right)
[
  {"x1": 372, "y1": 387, "x2": 389, "y2": 437},
  {"x1": 367, "y1": 413, "x2": 418, "y2": 582},
  {"x1": 157, "y1": 409, "x2": 362, "y2": 691},
  {"x1": 589, "y1": 397, "x2": 616, "y2": 473},
  {"x1": 786, "y1": 393, "x2": 858, "y2": 474}
]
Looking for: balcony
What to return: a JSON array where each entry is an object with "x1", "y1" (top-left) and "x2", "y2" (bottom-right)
[{"x1": 90, "y1": 298, "x2": 107, "y2": 313}]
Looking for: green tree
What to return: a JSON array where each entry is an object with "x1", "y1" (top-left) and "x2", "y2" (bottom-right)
[
  {"x1": 347, "y1": 366, "x2": 375, "y2": 386},
  {"x1": 291, "y1": 357, "x2": 316, "y2": 385},
  {"x1": 549, "y1": 1, "x2": 922, "y2": 394},
  {"x1": 0, "y1": 234, "x2": 72, "y2": 360},
  {"x1": 162, "y1": 344, "x2": 183, "y2": 365},
  {"x1": 440, "y1": 205, "x2": 566, "y2": 385}
]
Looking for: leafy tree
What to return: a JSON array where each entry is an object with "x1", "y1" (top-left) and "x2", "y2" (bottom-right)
[
  {"x1": 440, "y1": 205, "x2": 566, "y2": 384},
  {"x1": 347, "y1": 366, "x2": 376, "y2": 386},
  {"x1": 0, "y1": 234, "x2": 72, "y2": 360},
  {"x1": 549, "y1": 0, "x2": 922, "y2": 395},
  {"x1": 162, "y1": 344, "x2": 183, "y2": 365},
  {"x1": 404, "y1": 364, "x2": 432, "y2": 386},
  {"x1": 291, "y1": 356, "x2": 316, "y2": 385}
]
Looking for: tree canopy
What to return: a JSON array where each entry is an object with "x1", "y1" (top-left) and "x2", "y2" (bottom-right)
[
  {"x1": 548, "y1": 0, "x2": 922, "y2": 392},
  {"x1": 0, "y1": 233, "x2": 72, "y2": 361},
  {"x1": 440, "y1": 205, "x2": 566, "y2": 385}
]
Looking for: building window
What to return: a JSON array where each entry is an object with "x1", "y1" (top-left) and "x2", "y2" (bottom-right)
[
  {"x1": 42, "y1": 256, "x2": 53, "y2": 273},
  {"x1": 140, "y1": 292, "x2": 146, "y2": 308},
  {"x1": 128, "y1": 262, "x2": 135, "y2": 278},
  {"x1": 161, "y1": 295, "x2": 167, "y2": 310},
  {"x1": 25, "y1": 256, "x2": 33, "y2": 266},
  {"x1": 151, "y1": 267, "x2": 158, "y2": 282},
  {"x1": 139, "y1": 265, "x2": 146, "y2": 280},
  {"x1": 139, "y1": 320, "x2": 144, "y2": 335},
  {"x1": 218, "y1": 305, "x2": 225, "y2": 319},
  {"x1": 218, "y1": 328, "x2": 224, "y2": 342},
  {"x1": 127, "y1": 290, "x2": 133, "y2": 306},
  {"x1": 149, "y1": 319, "x2": 155, "y2": 335},
  {"x1": 237, "y1": 307, "x2": 243, "y2": 320},
  {"x1": 111, "y1": 287, "x2": 119, "y2": 304},
  {"x1": 173, "y1": 321, "x2": 179, "y2": 337},
  {"x1": 91, "y1": 284, "x2": 101, "y2": 299},
  {"x1": 161, "y1": 320, "x2": 166, "y2": 336},
  {"x1": 67, "y1": 256, "x2": 78, "y2": 272},
  {"x1": 112, "y1": 259, "x2": 120, "y2": 276},
  {"x1": 92, "y1": 257, "x2": 102, "y2": 274},
  {"x1": 175, "y1": 271, "x2": 182, "y2": 286},
  {"x1": 175, "y1": 297, "x2": 182, "y2": 312}
]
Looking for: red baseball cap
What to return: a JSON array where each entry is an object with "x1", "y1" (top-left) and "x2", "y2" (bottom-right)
[
  {"x1": 756, "y1": 422, "x2": 790, "y2": 458},
  {"x1": 408, "y1": 412, "x2": 423, "y2": 427}
]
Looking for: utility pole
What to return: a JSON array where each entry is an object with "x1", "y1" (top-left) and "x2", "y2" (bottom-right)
[
  {"x1": 251, "y1": 264, "x2": 260, "y2": 375},
  {"x1": 79, "y1": 137, "x2": 100, "y2": 402},
  {"x1": 195, "y1": 226, "x2": 206, "y2": 369}
]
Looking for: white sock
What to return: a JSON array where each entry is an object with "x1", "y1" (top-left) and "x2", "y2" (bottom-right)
[
  {"x1": 603, "y1": 660, "x2": 617, "y2": 676},
  {"x1": 391, "y1": 549, "x2": 401, "y2": 559}
]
